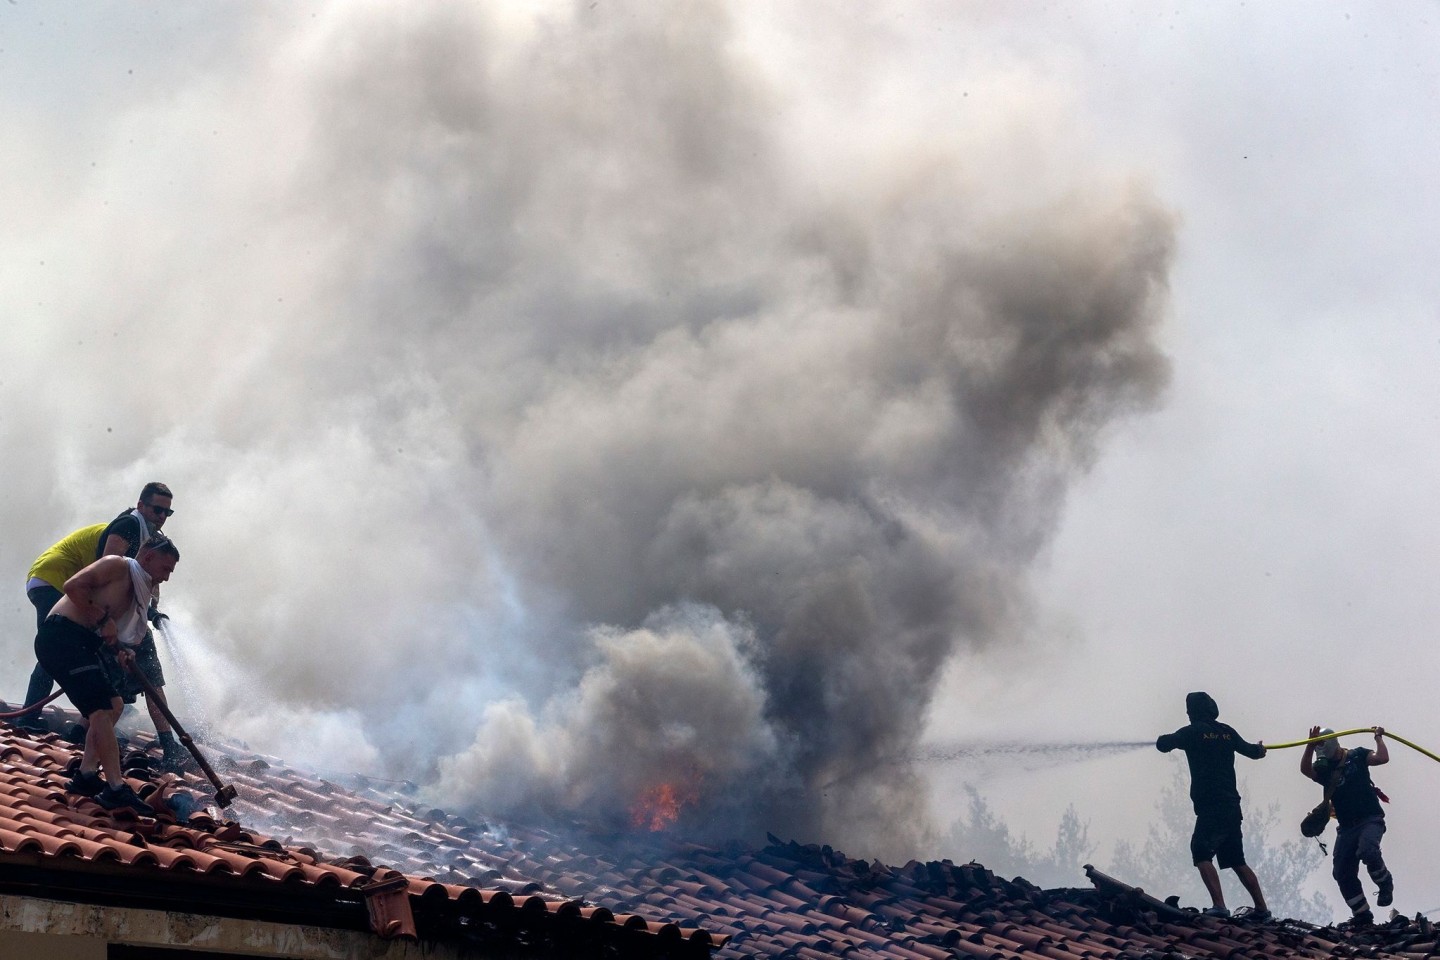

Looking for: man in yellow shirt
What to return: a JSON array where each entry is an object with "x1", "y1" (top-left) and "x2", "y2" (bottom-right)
[
  {"x1": 17, "y1": 523, "x2": 109, "y2": 731},
  {"x1": 14, "y1": 484, "x2": 183, "y2": 769}
]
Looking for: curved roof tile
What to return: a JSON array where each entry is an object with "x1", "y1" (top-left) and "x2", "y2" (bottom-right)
[{"x1": 21, "y1": 711, "x2": 1436, "y2": 960}]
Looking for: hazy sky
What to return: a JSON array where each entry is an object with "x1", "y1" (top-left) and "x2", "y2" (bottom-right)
[{"x1": 2, "y1": 0, "x2": 1438, "y2": 918}]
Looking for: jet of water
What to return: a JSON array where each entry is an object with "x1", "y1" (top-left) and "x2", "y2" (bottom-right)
[
  {"x1": 916, "y1": 740, "x2": 1152, "y2": 766},
  {"x1": 821, "y1": 739, "x2": 1150, "y2": 790},
  {"x1": 152, "y1": 618, "x2": 215, "y2": 740}
]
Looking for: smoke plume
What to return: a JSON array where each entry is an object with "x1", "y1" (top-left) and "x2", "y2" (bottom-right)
[{"x1": 0, "y1": 2, "x2": 1173, "y2": 858}]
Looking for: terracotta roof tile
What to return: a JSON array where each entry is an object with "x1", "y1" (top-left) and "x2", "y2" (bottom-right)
[
  {"x1": 0, "y1": 826, "x2": 46, "y2": 854},
  {"x1": 20, "y1": 710, "x2": 1440, "y2": 960},
  {"x1": 0, "y1": 720, "x2": 729, "y2": 957}
]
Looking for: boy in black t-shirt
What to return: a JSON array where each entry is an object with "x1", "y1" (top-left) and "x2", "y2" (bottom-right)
[
  {"x1": 1156, "y1": 691, "x2": 1270, "y2": 919},
  {"x1": 1302, "y1": 726, "x2": 1392, "y2": 925}
]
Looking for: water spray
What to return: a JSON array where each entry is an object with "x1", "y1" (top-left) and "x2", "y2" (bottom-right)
[
  {"x1": 122, "y1": 660, "x2": 238, "y2": 808},
  {"x1": 822, "y1": 739, "x2": 1151, "y2": 791},
  {"x1": 925, "y1": 731, "x2": 1440, "y2": 766},
  {"x1": 153, "y1": 619, "x2": 211, "y2": 732},
  {"x1": 916, "y1": 740, "x2": 1152, "y2": 765}
]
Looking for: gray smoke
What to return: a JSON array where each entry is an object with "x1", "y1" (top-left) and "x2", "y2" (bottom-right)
[{"x1": 0, "y1": 2, "x2": 1172, "y2": 859}]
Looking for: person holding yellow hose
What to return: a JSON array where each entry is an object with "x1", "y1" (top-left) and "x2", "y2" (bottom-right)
[
  {"x1": 1301, "y1": 726, "x2": 1393, "y2": 925},
  {"x1": 1156, "y1": 691, "x2": 1270, "y2": 920}
]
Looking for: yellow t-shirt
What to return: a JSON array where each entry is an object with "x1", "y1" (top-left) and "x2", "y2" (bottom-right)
[{"x1": 27, "y1": 523, "x2": 108, "y2": 591}]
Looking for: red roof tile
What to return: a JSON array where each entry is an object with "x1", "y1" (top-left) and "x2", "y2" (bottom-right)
[
  {"x1": 0, "y1": 715, "x2": 722, "y2": 959},
  {"x1": 10, "y1": 707, "x2": 1440, "y2": 960}
]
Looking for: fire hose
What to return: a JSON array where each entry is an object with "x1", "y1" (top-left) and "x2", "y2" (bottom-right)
[
  {"x1": 0, "y1": 690, "x2": 64, "y2": 719},
  {"x1": 1264, "y1": 727, "x2": 1440, "y2": 764}
]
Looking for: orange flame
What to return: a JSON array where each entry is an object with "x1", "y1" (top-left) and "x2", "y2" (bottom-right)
[{"x1": 629, "y1": 779, "x2": 700, "y2": 832}]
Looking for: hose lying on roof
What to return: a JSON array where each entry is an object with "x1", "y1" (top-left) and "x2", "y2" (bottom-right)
[{"x1": 0, "y1": 690, "x2": 64, "y2": 720}]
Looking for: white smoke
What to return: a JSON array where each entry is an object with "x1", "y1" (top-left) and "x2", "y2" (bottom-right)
[
  {"x1": 433, "y1": 605, "x2": 779, "y2": 823},
  {"x1": 0, "y1": 1, "x2": 1172, "y2": 858}
]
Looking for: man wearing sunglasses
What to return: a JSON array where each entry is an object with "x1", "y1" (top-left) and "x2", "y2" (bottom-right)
[
  {"x1": 18, "y1": 483, "x2": 176, "y2": 726},
  {"x1": 15, "y1": 483, "x2": 187, "y2": 769},
  {"x1": 92, "y1": 482, "x2": 188, "y2": 769},
  {"x1": 96, "y1": 482, "x2": 175, "y2": 559}
]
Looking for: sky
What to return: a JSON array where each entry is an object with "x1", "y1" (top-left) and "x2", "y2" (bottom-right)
[{"x1": 2, "y1": 0, "x2": 1438, "y2": 920}]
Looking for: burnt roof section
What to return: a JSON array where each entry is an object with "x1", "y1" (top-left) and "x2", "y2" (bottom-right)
[{"x1": 7, "y1": 707, "x2": 1440, "y2": 960}]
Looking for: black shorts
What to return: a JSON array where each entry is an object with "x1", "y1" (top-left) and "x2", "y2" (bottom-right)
[
  {"x1": 33, "y1": 614, "x2": 118, "y2": 718},
  {"x1": 99, "y1": 632, "x2": 165, "y2": 703},
  {"x1": 1191, "y1": 805, "x2": 1246, "y2": 869}
]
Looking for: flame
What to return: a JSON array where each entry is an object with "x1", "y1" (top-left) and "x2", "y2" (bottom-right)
[{"x1": 629, "y1": 778, "x2": 700, "y2": 832}]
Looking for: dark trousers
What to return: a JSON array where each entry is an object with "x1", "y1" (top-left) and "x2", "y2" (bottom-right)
[
  {"x1": 21, "y1": 585, "x2": 64, "y2": 714},
  {"x1": 1334, "y1": 815, "x2": 1389, "y2": 914}
]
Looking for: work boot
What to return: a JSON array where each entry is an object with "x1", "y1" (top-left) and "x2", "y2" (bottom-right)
[
  {"x1": 65, "y1": 770, "x2": 105, "y2": 798},
  {"x1": 1349, "y1": 909, "x2": 1374, "y2": 928},
  {"x1": 159, "y1": 740, "x2": 193, "y2": 773},
  {"x1": 15, "y1": 714, "x2": 49, "y2": 735},
  {"x1": 1377, "y1": 881, "x2": 1394, "y2": 908},
  {"x1": 164, "y1": 742, "x2": 195, "y2": 771},
  {"x1": 95, "y1": 783, "x2": 155, "y2": 817}
]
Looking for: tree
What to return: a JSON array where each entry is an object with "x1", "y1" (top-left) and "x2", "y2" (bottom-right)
[
  {"x1": 1110, "y1": 762, "x2": 1331, "y2": 923},
  {"x1": 940, "y1": 785, "x2": 1096, "y2": 889},
  {"x1": 940, "y1": 765, "x2": 1332, "y2": 923},
  {"x1": 1242, "y1": 800, "x2": 1333, "y2": 923},
  {"x1": 1046, "y1": 803, "x2": 1096, "y2": 883},
  {"x1": 940, "y1": 785, "x2": 1040, "y2": 876}
]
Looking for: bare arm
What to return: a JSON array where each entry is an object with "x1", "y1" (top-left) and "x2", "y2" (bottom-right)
[
  {"x1": 1369, "y1": 727, "x2": 1389, "y2": 765},
  {"x1": 100, "y1": 533, "x2": 133, "y2": 556}
]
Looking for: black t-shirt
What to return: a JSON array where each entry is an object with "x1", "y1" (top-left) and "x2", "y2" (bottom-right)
[
  {"x1": 95, "y1": 509, "x2": 151, "y2": 560},
  {"x1": 1157, "y1": 720, "x2": 1265, "y2": 813},
  {"x1": 1315, "y1": 747, "x2": 1384, "y2": 825}
]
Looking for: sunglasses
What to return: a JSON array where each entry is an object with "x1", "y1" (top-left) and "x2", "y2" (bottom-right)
[{"x1": 146, "y1": 502, "x2": 175, "y2": 517}]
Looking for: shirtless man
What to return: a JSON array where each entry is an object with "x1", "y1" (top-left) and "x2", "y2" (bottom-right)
[
  {"x1": 92, "y1": 482, "x2": 189, "y2": 767},
  {"x1": 17, "y1": 482, "x2": 175, "y2": 735},
  {"x1": 34, "y1": 535, "x2": 180, "y2": 814}
]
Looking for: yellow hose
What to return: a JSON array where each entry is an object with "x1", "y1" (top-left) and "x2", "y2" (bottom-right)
[{"x1": 1265, "y1": 728, "x2": 1440, "y2": 764}]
